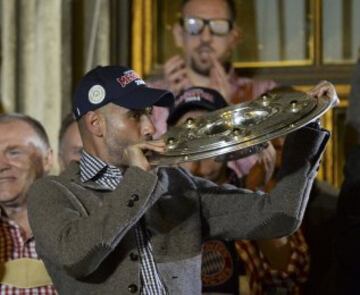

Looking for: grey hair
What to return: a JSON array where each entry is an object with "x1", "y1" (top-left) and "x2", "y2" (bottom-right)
[{"x1": 0, "y1": 113, "x2": 51, "y2": 151}]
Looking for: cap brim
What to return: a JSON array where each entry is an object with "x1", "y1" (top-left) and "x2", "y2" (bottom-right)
[
  {"x1": 167, "y1": 101, "x2": 217, "y2": 125},
  {"x1": 117, "y1": 86, "x2": 174, "y2": 110}
]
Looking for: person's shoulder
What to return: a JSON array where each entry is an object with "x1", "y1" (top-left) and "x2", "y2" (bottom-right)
[
  {"x1": 234, "y1": 75, "x2": 277, "y2": 89},
  {"x1": 231, "y1": 73, "x2": 277, "y2": 100},
  {"x1": 30, "y1": 174, "x2": 65, "y2": 195},
  {"x1": 30, "y1": 162, "x2": 80, "y2": 195},
  {"x1": 254, "y1": 78, "x2": 277, "y2": 90}
]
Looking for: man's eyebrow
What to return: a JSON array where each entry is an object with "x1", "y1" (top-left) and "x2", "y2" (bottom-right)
[
  {"x1": 3, "y1": 144, "x2": 27, "y2": 153},
  {"x1": 127, "y1": 109, "x2": 141, "y2": 113},
  {"x1": 5, "y1": 144, "x2": 23, "y2": 150},
  {"x1": 128, "y1": 108, "x2": 152, "y2": 114}
]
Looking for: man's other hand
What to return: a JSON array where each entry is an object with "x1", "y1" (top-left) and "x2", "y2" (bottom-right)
[
  {"x1": 307, "y1": 80, "x2": 340, "y2": 107},
  {"x1": 164, "y1": 55, "x2": 192, "y2": 94}
]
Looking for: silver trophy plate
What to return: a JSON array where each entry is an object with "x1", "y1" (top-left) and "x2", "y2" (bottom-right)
[{"x1": 150, "y1": 91, "x2": 333, "y2": 165}]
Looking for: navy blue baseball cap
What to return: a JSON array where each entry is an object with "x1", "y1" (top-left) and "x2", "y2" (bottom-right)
[
  {"x1": 73, "y1": 65, "x2": 174, "y2": 120},
  {"x1": 167, "y1": 87, "x2": 228, "y2": 125}
]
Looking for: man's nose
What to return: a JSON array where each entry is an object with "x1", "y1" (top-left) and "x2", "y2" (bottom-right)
[
  {"x1": 0, "y1": 153, "x2": 10, "y2": 173},
  {"x1": 141, "y1": 115, "x2": 155, "y2": 138},
  {"x1": 200, "y1": 25, "x2": 212, "y2": 42}
]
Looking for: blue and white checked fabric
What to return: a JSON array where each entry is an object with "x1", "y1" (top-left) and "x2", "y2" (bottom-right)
[{"x1": 80, "y1": 151, "x2": 167, "y2": 294}]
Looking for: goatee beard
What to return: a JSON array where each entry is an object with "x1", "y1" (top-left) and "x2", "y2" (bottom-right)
[
  {"x1": 190, "y1": 58, "x2": 211, "y2": 77},
  {"x1": 190, "y1": 59, "x2": 231, "y2": 77}
]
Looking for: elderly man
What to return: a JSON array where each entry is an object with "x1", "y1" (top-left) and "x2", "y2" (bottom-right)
[
  {"x1": 58, "y1": 113, "x2": 83, "y2": 172},
  {"x1": 0, "y1": 113, "x2": 56, "y2": 293},
  {"x1": 28, "y1": 65, "x2": 334, "y2": 295}
]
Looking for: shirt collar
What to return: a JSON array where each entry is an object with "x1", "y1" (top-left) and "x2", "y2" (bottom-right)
[
  {"x1": 80, "y1": 150, "x2": 109, "y2": 182},
  {"x1": 0, "y1": 206, "x2": 7, "y2": 219}
]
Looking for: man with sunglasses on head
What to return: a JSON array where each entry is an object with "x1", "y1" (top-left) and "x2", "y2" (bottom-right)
[
  {"x1": 151, "y1": 0, "x2": 276, "y2": 104},
  {"x1": 150, "y1": 0, "x2": 277, "y2": 187}
]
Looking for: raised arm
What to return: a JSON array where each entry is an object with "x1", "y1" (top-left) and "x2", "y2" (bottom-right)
[{"x1": 196, "y1": 123, "x2": 329, "y2": 240}]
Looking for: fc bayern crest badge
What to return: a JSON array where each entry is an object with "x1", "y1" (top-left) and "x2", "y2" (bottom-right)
[{"x1": 88, "y1": 85, "x2": 106, "y2": 104}]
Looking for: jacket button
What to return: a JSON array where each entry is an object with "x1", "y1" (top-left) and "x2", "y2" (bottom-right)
[
  {"x1": 127, "y1": 200, "x2": 134, "y2": 207},
  {"x1": 128, "y1": 284, "x2": 138, "y2": 293},
  {"x1": 130, "y1": 252, "x2": 139, "y2": 261},
  {"x1": 131, "y1": 194, "x2": 139, "y2": 201}
]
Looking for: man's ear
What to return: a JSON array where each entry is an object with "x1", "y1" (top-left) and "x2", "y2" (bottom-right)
[
  {"x1": 83, "y1": 111, "x2": 104, "y2": 137},
  {"x1": 58, "y1": 152, "x2": 65, "y2": 173},
  {"x1": 173, "y1": 23, "x2": 185, "y2": 48},
  {"x1": 43, "y1": 148, "x2": 54, "y2": 175},
  {"x1": 229, "y1": 25, "x2": 242, "y2": 50}
]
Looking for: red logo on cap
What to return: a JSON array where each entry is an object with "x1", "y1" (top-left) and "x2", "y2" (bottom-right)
[{"x1": 116, "y1": 70, "x2": 143, "y2": 88}]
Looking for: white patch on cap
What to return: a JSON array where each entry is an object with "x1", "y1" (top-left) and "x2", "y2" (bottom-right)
[
  {"x1": 184, "y1": 95, "x2": 201, "y2": 102},
  {"x1": 88, "y1": 85, "x2": 106, "y2": 104},
  {"x1": 135, "y1": 79, "x2": 145, "y2": 85}
]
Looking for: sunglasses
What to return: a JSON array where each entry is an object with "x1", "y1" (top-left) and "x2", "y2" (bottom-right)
[{"x1": 180, "y1": 17, "x2": 233, "y2": 36}]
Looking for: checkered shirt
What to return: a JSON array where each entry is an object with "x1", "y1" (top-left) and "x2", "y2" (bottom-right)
[
  {"x1": 80, "y1": 151, "x2": 167, "y2": 295},
  {"x1": 235, "y1": 229, "x2": 309, "y2": 295},
  {"x1": 0, "y1": 212, "x2": 57, "y2": 294}
]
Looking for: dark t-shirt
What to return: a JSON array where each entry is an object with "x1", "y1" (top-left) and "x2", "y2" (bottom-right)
[{"x1": 202, "y1": 240, "x2": 242, "y2": 294}]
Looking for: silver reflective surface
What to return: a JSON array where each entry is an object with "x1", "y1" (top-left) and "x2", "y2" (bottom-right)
[{"x1": 150, "y1": 91, "x2": 333, "y2": 165}]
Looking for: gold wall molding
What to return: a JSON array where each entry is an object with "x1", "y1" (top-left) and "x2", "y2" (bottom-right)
[{"x1": 131, "y1": 0, "x2": 154, "y2": 76}]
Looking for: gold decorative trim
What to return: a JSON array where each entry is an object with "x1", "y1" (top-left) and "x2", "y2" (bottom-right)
[
  {"x1": 233, "y1": 60, "x2": 313, "y2": 68},
  {"x1": 131, "y1": 0, "x2": 155, "y2": 76},
  {"x1": 131, "y1": 0, "x2": 144, "y2": 74},
  {"x1": 144, "y1": 0, "x2": 153, "y2": 75},
  {"x1": 318, "y1": 109, "x2": 334, "y2": 183}
]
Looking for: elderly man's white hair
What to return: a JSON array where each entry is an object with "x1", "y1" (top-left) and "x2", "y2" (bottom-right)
[{"x1": 0, "y1": 113, "x2": 51, "y2": 153}]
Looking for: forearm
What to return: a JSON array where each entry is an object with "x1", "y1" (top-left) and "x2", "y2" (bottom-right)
[{"x1": 201, "y1": 128, "x2": 329, "y2": 240}]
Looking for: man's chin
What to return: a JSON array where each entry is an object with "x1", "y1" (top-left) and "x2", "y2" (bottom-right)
[{"x1": 191, "y1": 60, "x2": 211, "y2": 77}]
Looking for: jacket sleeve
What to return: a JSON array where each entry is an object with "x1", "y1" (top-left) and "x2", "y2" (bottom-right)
[
  {"x1": 195, "y1": 126, "x2": 330, "y2": 240},
  {"x1": 28, "y1": 166, "x2": 165, "y2": 278}
]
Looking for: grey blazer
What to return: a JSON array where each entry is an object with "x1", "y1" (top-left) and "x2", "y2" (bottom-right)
[{"x1": 28, "y1": 126, "x2": 329, "y2": 295}]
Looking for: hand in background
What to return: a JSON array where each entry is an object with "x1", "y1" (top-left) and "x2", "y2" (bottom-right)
[{"x1": 163, "y1": 55, "x2": 192, "y2": 94}]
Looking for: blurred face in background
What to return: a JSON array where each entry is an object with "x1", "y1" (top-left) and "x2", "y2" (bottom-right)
[
  {"x1": 59, "y1": 121, "x2": 83, "y2": 171},
  {"x1": 173, "y1": 0, "x2": 239, "y2": 76},
  {"x1": 0, "y1": 120, "x2": 52, "y2": 207}
]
